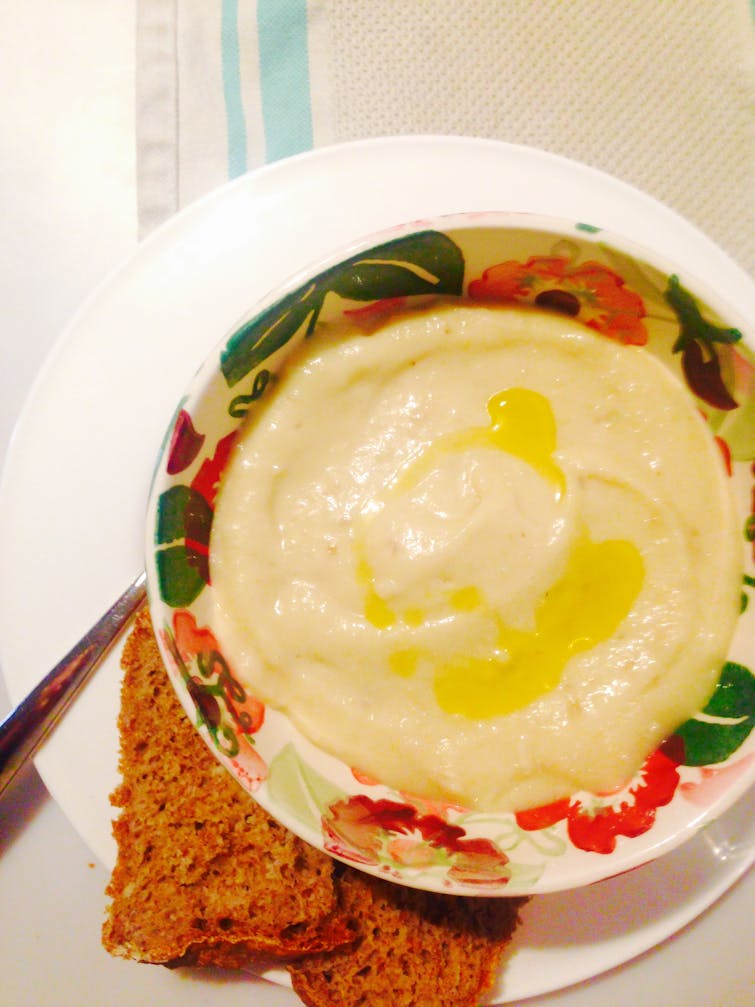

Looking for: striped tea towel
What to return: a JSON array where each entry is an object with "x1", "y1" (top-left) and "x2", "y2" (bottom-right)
[{"x1": 136, "y1": 0, "x2": 755, "y2": 275}]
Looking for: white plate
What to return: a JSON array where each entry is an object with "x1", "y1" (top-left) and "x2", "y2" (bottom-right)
[{"x1": 0, "y1": 136, "x2": 753, "y2": 1002}]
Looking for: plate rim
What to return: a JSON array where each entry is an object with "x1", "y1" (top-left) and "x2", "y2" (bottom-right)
[{"x1": 1, "y1": 134, "x2": 753, "y2": 1001}]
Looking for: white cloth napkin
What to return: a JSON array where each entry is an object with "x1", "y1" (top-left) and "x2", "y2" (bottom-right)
[{"x1": 136, "y1": 0, "x2": 755, "y2": 275}]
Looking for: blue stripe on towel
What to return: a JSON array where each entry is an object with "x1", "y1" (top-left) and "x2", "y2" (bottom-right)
[
  {"x1": 257, "y1": 0, "x2": 314, "y2": 162},
  {"x1": 221, "y1": 0, "x2": 248, "y2": 177}
]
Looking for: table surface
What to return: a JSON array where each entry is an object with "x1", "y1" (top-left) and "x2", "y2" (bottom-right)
[{"x1": 0, "y1": 5, "x2": 752, "y2": 1007}]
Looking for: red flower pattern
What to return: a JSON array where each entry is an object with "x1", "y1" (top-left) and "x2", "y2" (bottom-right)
[
  {"x1": 322, "y1": 794, "x2": 510, "y2": 885},
  {"x1": 344, "y1": 296, "x2": 410, "y2": 329},
  {"x1": 169, "y1": 610, "x2": 265, "y2": 736},
  {"x1": 160, "y1": 610, "x2": 268, "y2": 786},
  {"x1": 514, "y1": 749, "x2": 681, "y2": 854},
  {"x1": 468, "y1": 255, "x2": 648, "y2": 346}
]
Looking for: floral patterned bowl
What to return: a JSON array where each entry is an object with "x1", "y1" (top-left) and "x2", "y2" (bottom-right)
[{"x1": 145, "y1": 212, "x2": 755, "y2": 896}]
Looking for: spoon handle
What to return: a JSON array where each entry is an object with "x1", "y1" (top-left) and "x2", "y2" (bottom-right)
[{"x1": 0, "y1": 571, "x2": 147, "y2": 798}]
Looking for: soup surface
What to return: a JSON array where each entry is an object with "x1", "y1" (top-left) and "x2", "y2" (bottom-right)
[{"x1": 210, "y1": 303, "x2": 741, "y2": 811}]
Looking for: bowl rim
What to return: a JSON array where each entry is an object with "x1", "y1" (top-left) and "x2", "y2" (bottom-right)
[{"x1": 187, "y1": 209, "x2": 755, "y2": 362}]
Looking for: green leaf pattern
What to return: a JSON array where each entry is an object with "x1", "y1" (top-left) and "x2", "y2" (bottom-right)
[
  {"x1": 672, "y1": 662, "x2": 755, "y2": 766},
  {"x1": 154, "y1": 485, "x2": 213, "y2": 607},
  {"x1": 220, "y1": 231, "x2": 465, "y2": 388},
  {"x1": 268, "y1": 743, "x2": 346, "y2": 833}
]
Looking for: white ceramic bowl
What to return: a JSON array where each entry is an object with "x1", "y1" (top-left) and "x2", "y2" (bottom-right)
[{"x1": 145, "y1": 212, "x2": 755, "y2": 896}]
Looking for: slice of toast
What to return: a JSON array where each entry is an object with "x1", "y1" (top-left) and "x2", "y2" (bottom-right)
[
  {"x1": 287, "y1": 868, "x2": 525, "y2": 1007},
  {"x1": 102, "y1": 610, "x2": 352, "y2": 965},
  {"x1": 103, "y1": 610, "x2": 527, "y2": 1003}
]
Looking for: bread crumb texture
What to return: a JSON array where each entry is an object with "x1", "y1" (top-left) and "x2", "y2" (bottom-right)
[
  {"x1": 102, "y1": 610, "x2": 351, "y2": 964},
  {"x1": 288, "y1": 868, "x2": 524, "y2": 1007}
]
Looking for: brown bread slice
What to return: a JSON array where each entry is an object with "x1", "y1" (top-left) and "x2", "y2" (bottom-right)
[
  {"x1": 103, "y1": 610, "x2": 528, "y2": 1001},
  {"x1": 288, "y1": 868, "x2": 526, "y2": 1007},
  {"x1": 102, "y1": 610, "x2": 352, "y2": 966}
]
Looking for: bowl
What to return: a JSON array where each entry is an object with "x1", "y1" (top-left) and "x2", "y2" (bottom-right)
[{"x1": 145, "y1": 211, "x2": 755, "y2": 896}]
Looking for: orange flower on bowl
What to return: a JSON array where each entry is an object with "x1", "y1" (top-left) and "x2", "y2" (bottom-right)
[{"x1": 468, "y1": 255, "x2": 648, "y2": 345}]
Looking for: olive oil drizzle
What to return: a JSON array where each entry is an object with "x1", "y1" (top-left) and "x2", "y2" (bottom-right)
[{"x1": 355, "y1": 388, "x2": 644, "y2": 718}]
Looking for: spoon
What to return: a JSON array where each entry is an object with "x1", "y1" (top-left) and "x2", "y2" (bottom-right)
[{"x1": 0, "y1": 571, "x2": 147, "y2": 798}]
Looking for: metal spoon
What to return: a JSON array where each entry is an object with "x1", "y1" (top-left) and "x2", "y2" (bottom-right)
[{"x1": 0, "y1": 571, "x2": 147, "y2": 798}]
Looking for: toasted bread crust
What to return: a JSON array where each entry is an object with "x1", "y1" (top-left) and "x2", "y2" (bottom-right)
[
  {"x1": 102, "y1": 610, "x2": 351, "y2": 965},
  {"x1": 288, "y1": 868, "x2": 525, "y2": 1007}
]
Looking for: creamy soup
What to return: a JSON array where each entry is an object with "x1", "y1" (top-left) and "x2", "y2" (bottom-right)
[{"x1": 210, "y1": 303, "x2": 741, "y2": 811}]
